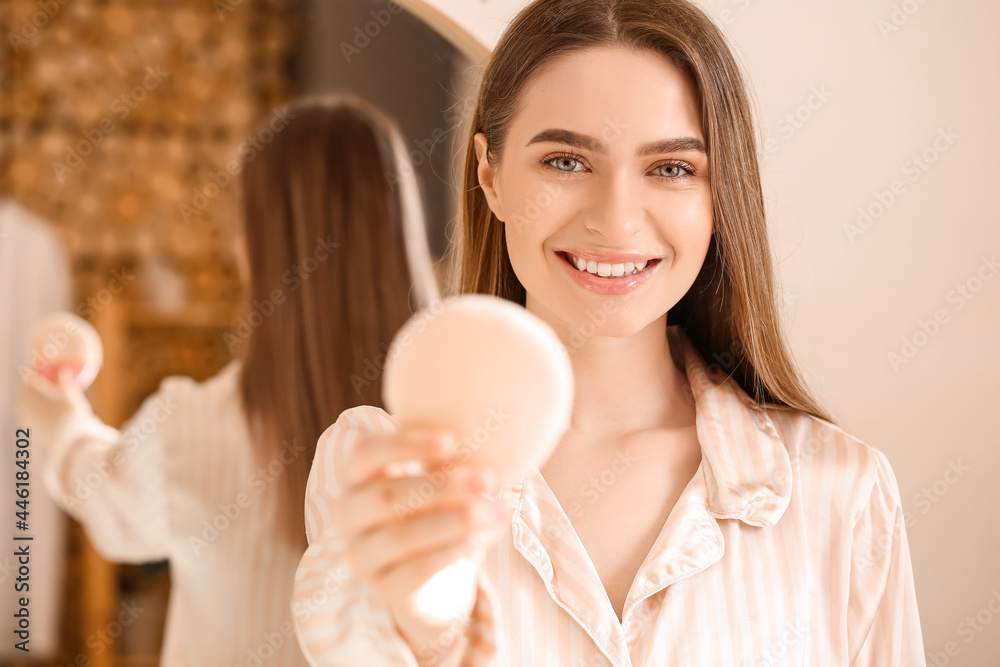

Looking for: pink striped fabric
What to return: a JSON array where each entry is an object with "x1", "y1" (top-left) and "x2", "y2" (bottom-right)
[{"x1": 293, "y1": 325, "x2": 926, "y2": 666}]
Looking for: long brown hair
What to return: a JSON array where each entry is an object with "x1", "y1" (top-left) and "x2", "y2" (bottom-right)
[
  {"x1": 447, "y1": 0, "x2": 834, "y2": 425},
  {"x1": 235, "y1": 93, "x2": 439, "y2": 547}
]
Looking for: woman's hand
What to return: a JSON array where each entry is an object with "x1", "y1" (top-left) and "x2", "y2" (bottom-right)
[
  {"x1": 16, "y1": 365, "x2": 94, "y2": 424},
  {"x1": 330, "y1": 423, "x2": 511, "y2": 661}
]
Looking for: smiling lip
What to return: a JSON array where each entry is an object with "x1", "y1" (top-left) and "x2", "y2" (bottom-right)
[{"x1": 556, "y1": 251, "x2": 661, "y2": 295}]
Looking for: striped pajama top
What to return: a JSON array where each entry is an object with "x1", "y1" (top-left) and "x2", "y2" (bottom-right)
[
  {"x1": 292, "y1": 324, "x2": 926, "y2": 666},
  {"x1": 21, "y1": 359, "x2": 311, "y2": 667}
]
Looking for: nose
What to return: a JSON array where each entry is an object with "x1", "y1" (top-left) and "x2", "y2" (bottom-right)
[{"x1": 583, "y1": 167, "x2": 644, "y2": 245}]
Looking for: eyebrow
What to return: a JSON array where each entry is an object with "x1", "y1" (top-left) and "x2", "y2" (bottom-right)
[{"x1": 526, "y1": 128, "x2": 707, "y2": 156}]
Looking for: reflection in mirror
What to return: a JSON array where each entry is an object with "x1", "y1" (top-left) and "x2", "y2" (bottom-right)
[{"x1": 0, "y1": 0, "x2": 473, "y2": 664}]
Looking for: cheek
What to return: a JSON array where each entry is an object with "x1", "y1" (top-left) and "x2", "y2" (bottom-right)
[
  {"x1": 501, "y1": 180, "x2": 566, "y2": 270},
  {"x1": 668, "y1": 192, "x2": 714, "y2": 256},
  {"x1": 504, "y1": 219, "x2": 544, "y2": 286}
]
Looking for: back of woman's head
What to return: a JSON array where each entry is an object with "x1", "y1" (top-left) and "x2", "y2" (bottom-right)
[
  {"x1": 451, "y1": 0, "x2": 834, "y2": 424},
  {"x1": 235, "y1": 93, "x2": 438, "y2": 544}
]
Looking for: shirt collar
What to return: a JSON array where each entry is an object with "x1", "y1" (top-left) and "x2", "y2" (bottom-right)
[
  {"x1": 506, "y1": 325, "x2": 793, "y2": 527},
  {"x1": 503, "y1": 325, "x2": 793, "y2": 658},
  {"x1": 668, "y1": 324, "x2": 793, "y2": 527}
]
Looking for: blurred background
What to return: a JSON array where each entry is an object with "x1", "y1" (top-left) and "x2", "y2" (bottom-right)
[
  {"x1": 0, "y1": 0, "x2": 474, "y2": 665},
  {"x1": 0, "y1": 0, "x2": 997, "y2": 665}
]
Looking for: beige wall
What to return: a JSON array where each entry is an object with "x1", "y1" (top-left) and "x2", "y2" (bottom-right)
[
  {"x1": 709, "y1": 2, "x2": 999, "y2": 664},
  {"x1": 405, "y1": 0, "x2": 1000, "y2": 663}
]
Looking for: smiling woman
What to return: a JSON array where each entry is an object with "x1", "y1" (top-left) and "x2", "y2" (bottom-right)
[{"x1": 292, "y1": 1, "x2": 926, "y2": 665}]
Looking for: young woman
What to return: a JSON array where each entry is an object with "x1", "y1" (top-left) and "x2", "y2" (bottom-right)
[
  {"x1": 291, "y1": 1, "x2": 926, "y2": 665},
  {"x1": 17, "y1": 94, "x2": 439, "y2": 666}
]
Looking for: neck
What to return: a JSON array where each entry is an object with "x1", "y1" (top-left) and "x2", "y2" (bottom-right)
[{"x1": 526, "y1": 296, "x2": 693, "y2": 443}]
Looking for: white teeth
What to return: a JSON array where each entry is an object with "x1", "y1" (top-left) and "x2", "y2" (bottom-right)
[{"x1": 567, "y1": 254, "x2": 653, "y2": 277}]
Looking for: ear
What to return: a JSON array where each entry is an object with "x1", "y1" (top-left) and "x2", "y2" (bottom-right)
[{"x1": 474, "y1": 132, "x2": 505, "y2": 222}]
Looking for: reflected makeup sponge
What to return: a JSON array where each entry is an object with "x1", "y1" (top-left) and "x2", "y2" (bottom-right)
[
  {"x1": 383, "y1": 294, "x2": 574, "y2": 488},
  {"x1": 29, "y1": 312, "x2": 104, "y2": 389}
]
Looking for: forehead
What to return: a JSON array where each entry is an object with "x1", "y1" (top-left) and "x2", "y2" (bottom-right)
[{"x1": 509, "y1": 45, "x2": 704, "y2": 146}]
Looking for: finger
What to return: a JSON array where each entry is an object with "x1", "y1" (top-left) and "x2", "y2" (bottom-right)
[
  {"x1": 348, "y1": 498, "x2": 507, "y2": 581},
  {"x1": 338, "y1": 464, "x2": 496, "y2": 538},
  {"x1": 22, "y1": 367, "x2": 67, "y2": 401},
  {"x1": 56, "y1": 366, "x2": 76, "y2": 389},
  {"x1": 368, "y1": 522, "x2": 508, "y2": 608},
  {"x1": 341, "y1": 425, "x2": 459, "y2": 490}
]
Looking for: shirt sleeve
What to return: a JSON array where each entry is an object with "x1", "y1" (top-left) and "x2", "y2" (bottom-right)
[
  {"x1": 291, "y1": 405, "x2": 500, "y2": 667},
  {"x1": 17, "y1": 372, "x2": 177, "y2": 563},
  {"x1": 847, "y1": 448, "x2": 926, "y2": 667}
]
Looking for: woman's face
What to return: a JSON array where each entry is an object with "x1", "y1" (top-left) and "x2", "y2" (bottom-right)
[{"x1": 474, "y1": 46, "x2": 714, "y2": 340}]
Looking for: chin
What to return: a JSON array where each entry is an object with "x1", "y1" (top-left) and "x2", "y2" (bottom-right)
[{"x1": 554, "y1": 299, "x2": 666, "y2": 346}]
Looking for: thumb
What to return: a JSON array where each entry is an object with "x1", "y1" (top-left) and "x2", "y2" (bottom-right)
[
  {"x1": 56, "y1": 365, "x2": 76, "y2": 390},
  {"x1": 55, "y1": 365, "x2": 93, "y2": 415}
]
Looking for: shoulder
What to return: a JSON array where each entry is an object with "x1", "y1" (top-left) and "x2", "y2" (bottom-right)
[
  {"x1": 154, "y1": 359, "x2": 242, "y2": 402},
  {"x1": 763, "y1": 405, "x2": 903, "y2": 525}
]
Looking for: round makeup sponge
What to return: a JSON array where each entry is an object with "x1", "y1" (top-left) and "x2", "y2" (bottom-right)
[
  {"x1": 381, "y1": 295, "x2": 575, "y2": 625},
  {"x1": 28, "y1": 312, "x2": 104, "y2": 389},
  {"x1": 383, "y1": 294, "x2": 574, "y2": 488}
]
